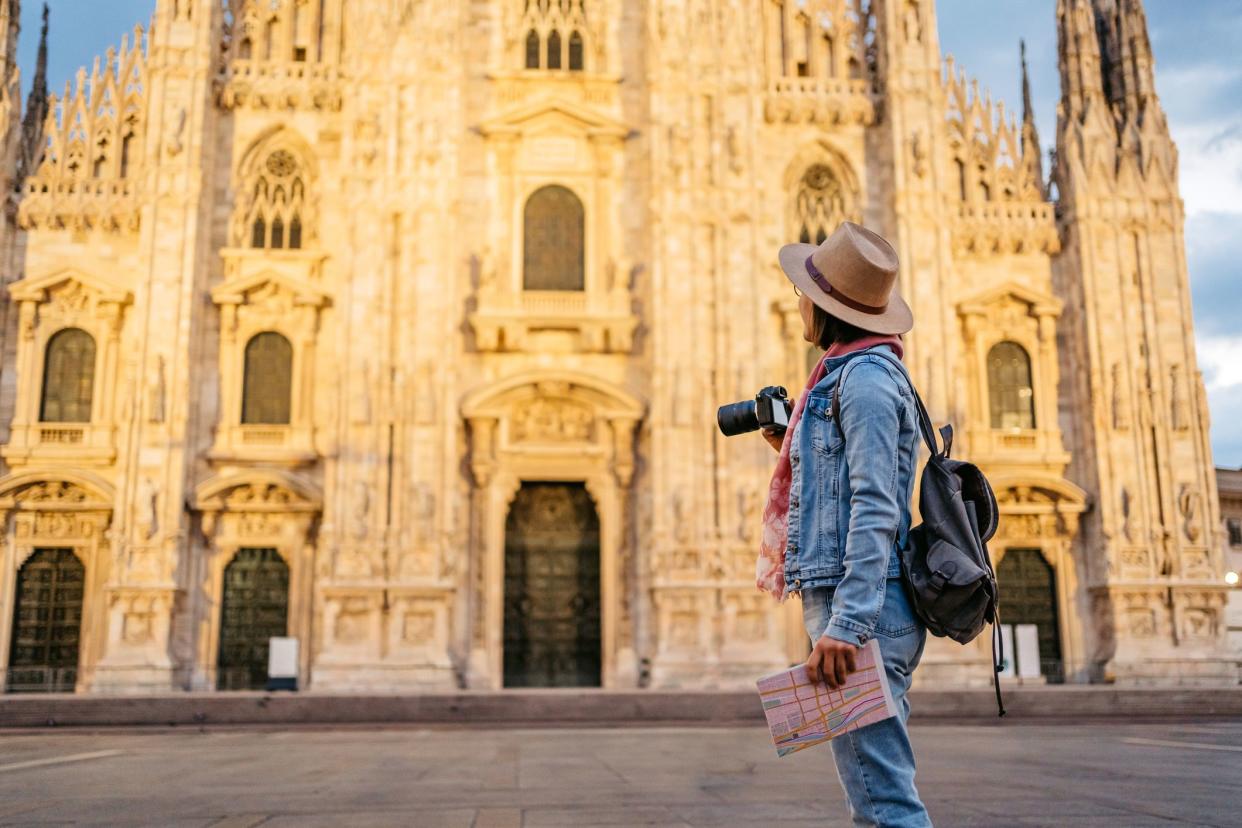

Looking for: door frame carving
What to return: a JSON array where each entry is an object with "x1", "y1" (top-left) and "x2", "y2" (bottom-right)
[
  {"x1": 191, "y1": 471, "x2": 320, "y2": 690},
  {"x1": 0, "y1": 470, "x2": 113, "y2": 692},
  {"x1": 462, "y1": 371, "x2": 642, "y2": 689},
  {"x1": 991, "y1": 475, "x2": 1087, "y2": 683}
]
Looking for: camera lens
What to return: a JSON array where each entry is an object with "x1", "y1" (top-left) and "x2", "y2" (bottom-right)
[{"x1": 717, "y1": 400, "x2": 760, "y2": 436}]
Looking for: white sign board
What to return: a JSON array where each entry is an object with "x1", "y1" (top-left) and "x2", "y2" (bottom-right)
[
  {"x1": 1015, "y1": 624, "x2": 1042, "y2": 679},
  {"x1": 268, "y1": 637, "x2": 299, "y2": 679}
]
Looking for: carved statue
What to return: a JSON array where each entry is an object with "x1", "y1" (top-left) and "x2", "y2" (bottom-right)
[
  {"x1": 136, "y1": 476, "x2": 159, "y2": 540},
  {"x1": 1119, "y1": 487, "x2": 1133, "y2": 542},
  {"x1": 904, "y1": 1, "x2": 924, "y2": 42},
  {"x1": 167, "y1": 107, "x2": 186, "y2": 157},
  {"x1": 477, "y1": 246, "x2": 498, "y2": 293},
  {"x1": 1178, "y1": 484, "x2": 1201, "y2": 543},
  {"x1": 911, "y1": 130, "x2": 928, "y2": 178}
]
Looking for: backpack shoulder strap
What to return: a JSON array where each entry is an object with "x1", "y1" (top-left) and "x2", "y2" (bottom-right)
[{"x1": 831, "y1": 347, "x2": 944, "y2": 458}]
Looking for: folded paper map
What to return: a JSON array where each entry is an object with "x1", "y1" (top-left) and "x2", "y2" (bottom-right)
[{"x1": 756, "y1": 638, "x2": 897, "y2": 757}]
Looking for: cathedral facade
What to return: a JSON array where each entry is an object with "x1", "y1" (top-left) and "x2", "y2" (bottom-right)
[{"x1": 0, "y1": 0, "x2": 1232, "y2": 694}]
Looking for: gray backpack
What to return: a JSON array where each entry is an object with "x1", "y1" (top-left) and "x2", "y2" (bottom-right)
[{"x1": 833, "y1": 350, "x2": 1006, "y2": 715}]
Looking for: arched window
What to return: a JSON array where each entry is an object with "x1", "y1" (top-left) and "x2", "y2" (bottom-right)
[
  {"x1": 569, "y1": 31, "x2": 584, "y2": 71},
  {"x1": 524, "y1": 185, "x2": 585, "y2": 291},
  {"x1": 796, "y1": 164, "x2": 846, "y2": 245},
  {"x1": 243, "y1": 148, "x2": 308, "y2": 250},
  {"x1": 547, "y1": 30, "x2": 562, "y2": 70},
  {"x1": 988, "y1": 341, "x2": 1035, "y2": 429},
  {"x1": 242, "y1": 332, "x2": 293, "y2": 425},
  {"x1": 525, "y1": 29, "x2": 540, "y2": 68},
  {"x1": 40, "y1": 329, "x2": 96, "y2": 423},
  {"x1": 520, "y1": 2, "x2": 590, "y2": 72},
  {"x1": 120, "y1": 129, "x2": 135, "y2": 179}
]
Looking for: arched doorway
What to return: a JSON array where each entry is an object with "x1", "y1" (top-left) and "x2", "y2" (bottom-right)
[
  {"x1": 6, "y1": 549, "x2": 84, "y2": 693},
  {"x1": 217, "y1": 548, "x2": 289, "y2": 690},
  {"x1": 503, "y1": 482, "x2": 601, "y2": 687},
  {"x1": 998, "y1": 548, "x2": 1063, "y2": 682}
]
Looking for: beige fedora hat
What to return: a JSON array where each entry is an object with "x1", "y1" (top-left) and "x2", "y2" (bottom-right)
[{"x1": 777, "y1": 221, "x2": 913, "y2": 335}]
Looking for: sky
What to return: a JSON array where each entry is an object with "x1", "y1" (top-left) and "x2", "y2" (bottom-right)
[{"x1": 11, "y1": 1, "x2": 1242, "y2": 466}]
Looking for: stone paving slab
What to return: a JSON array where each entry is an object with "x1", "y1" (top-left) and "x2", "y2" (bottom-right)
[
  {"x1": 0, "y1": 722, "x2": 1237, "y2": 827},
  {"x1": 2, "y1": 685, "x2": 1242, "y2": 729}
]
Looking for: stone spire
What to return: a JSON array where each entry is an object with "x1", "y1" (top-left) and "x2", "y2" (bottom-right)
[
  {"x1": 0, "y1": 0, "x2": 18, "y2": 70},
  {"x1": 1056, "y1": 0, "x2": 1108, "y2": 124},
  {"x1": 1114, "y1": 0, "x2": 1161, "y2": 124},
  {"x1": 17, "y1": 3, "x2": 47, "y2": 183},
  {"x1": 1020, "y1": 39, "x2": 1045, "y2": 196}
]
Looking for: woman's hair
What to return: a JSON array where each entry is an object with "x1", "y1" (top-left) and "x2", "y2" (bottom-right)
[{"x1": 810, "y1": 304, "x2": 871, "y2": 350}]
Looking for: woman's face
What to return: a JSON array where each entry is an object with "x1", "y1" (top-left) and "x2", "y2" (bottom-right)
[{"x1": 797, "y1": 290, "x2": 816, "y2": 344}]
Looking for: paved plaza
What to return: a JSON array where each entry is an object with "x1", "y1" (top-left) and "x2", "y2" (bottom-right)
[{"x1": 0, "y1": 721, "x2": 1239, "y2": 827}]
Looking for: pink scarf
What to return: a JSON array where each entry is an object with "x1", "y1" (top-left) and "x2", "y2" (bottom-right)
[{"x1": 755, "y1": 335, "x2": 905, "y2": 600}]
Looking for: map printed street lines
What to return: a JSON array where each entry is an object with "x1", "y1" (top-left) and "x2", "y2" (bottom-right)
[{"x1": 756, "y1": 638, "x2": 898, "y2": 757}]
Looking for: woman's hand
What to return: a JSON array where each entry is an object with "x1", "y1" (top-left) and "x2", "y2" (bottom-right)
[
  {"x1": 761, "y1": 427, "x2": 784, "y2": 453},
  {"x1": 806, "y1": 635, "x2": 859, "y2": 688}
]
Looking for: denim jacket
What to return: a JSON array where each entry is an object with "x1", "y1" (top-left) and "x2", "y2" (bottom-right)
[{"x1": 785, "y1": 345, "x2": 920, "y2": 646}]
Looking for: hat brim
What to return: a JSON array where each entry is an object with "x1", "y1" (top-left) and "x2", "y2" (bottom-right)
[{"x1": 777, "y1": 243, "x2": 914, "y2": 336}]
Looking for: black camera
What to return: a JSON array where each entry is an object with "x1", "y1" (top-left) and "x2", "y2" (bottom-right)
[{"x1": 718, "y1": 386, "x2": 793, "y2": 437}]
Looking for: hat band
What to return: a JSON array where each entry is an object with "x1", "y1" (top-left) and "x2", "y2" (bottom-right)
[{"x1": 805, "y1": 255, "x2": 889, "y2": 316}]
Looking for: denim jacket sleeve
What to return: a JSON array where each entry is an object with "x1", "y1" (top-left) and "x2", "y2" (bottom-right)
[{"x1": 822, "y1": 358, "x2": 904, "y2": 646}]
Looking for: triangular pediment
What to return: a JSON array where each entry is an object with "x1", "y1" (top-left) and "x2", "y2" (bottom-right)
[
  {"x1": 957, "y1": 281, "x2": 1062, "y2": 318},
  {"x1": 479, "y1": 97, "x2": 631, "y2": 139},
  {"x1": 210, "y1": 270, "x2": 330, "y2": 308},
  {"x1": 8, "y1": 268, "x2": 132, "y2": 305}
]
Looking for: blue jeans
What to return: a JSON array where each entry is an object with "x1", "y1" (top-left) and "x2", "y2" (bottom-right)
[{"x1": 802, "y1": 580, "x2": 931, "y2": 828}]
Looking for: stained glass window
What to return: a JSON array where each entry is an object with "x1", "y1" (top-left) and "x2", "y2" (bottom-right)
[
  {"x1": 796, "y1": 164, "x2": 846, "y2": 245},
  {"x1": 988, "y1": 341, "x2": 1035, "y2": 429},
  {"x1": 547, "y1": 30, "x2": 562, "y2": 69},
  {"x1": 40, "y1": 328, "x2": 95, "y2": 423},
  {"x1": 569, "y1": 31, "x2": 584, "y2": 71},
  {"x1": 526, "y1": 29, "x2": 540, "y2": 68},
  {"x1": 242, "y1": 332, "x2": 293, "y2": 425},
  {"x1": 523, "y1": 185, "x2": 585, "y2": 291}
]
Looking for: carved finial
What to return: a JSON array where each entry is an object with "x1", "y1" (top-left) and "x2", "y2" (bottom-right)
[{"x1": 1020, "y1": 39, "x2": 1046, "y2": 196}]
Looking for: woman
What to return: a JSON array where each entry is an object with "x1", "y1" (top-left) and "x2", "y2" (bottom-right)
[{"x1": 756, "y1": 221, "x2": 931, "y2": 827}]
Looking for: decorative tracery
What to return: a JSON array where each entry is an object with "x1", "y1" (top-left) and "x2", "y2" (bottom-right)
[
  {"x1": 795, "y1": 164, "x2": 847, "y2": 245},
  {"x1": 765, "y1": 0, "x2": 876, "y2": 81},
  {"x1": 224, "y1": 0, "x2": 325, "y2": 64},
  {"x1": 519, "y1": 0, "x2": 590, "y2": 72},
  {"x1": 233, "y1": 139, "x2": 314, "y2": 250},
  {"x1": 19, "y1": 26, "x2": 146, "y2": 233}
]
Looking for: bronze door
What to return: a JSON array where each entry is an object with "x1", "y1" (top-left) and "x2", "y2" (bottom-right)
[
  {"x1": 6, "y1": 548, "x2": 84, "y2": 693},
  {"x1": 503, "y1": 482, "x2": 601, "y2": 688},
  {"x1": 217, "y1": 548, "x2": 289, "y2": 690},
  {"x1": 998, "y1": 548, "x2": 1063, "y2": 682}
]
